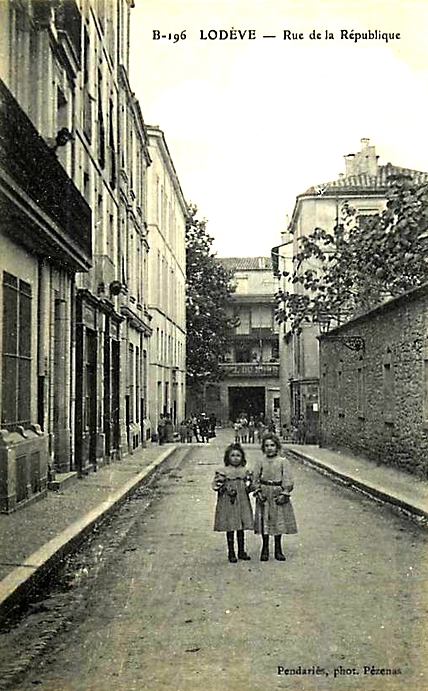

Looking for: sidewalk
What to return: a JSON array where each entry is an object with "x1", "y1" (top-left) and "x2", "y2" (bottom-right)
[
  {"x1": 284, "y1": 442, "x2": 428, "y2": 522},
  {"x1": 0, "y1": 442, "x2": 181, "y2": 620}
]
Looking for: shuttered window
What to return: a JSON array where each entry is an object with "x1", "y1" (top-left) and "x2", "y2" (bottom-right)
[{"x1": 2, "y1": 271, "x2": 32, "y2": 430}]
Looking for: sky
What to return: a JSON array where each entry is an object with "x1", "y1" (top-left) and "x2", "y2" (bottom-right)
[{"x1": 129, "y1": 0, "x2": 428, "y2": 257}]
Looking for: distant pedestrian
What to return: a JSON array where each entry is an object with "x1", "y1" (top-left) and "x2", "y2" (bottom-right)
[
  {"x1": 179, "y1": 420, "x2": 187, "y2": 443},
  {"x1": 297, "y1": 415, "x2": 306, "y2": 444},
  {"x1": 267, "y1": 418, "x2": 276, "y2": 434},
  {"x1": 157, "y1": 414, "x2": 166, "y2": 445},
  {"x1": 252, "y1": 432, "x2": 297, "y2": 562},
  {"x1": 239, "y1": 415, "x2": 248, "y2": 443},
  {"x1": 209, "y1": 412, "x2": 217, "y2": 438},
  {"x1": 233, "y1": 420, "x2": 242, "y2": 443},
  {"x1": 191, "y1": 415, "x2": 201, "y2": 443},
  {"x1": 248, "y1": 416, "x2": 256, "y2": 443},
  {"x1": 256, "y1": 419, "x2": 266, "y2": 444},
  {"x1": 212, "y1": 443, "x2": 254, "y2": 563},
  {"x1": 186, "y1": 419, "x2": 193, "y2": 443},
  {"x1": 198, "y1": 413, "x2": 210, "y2": 443}
]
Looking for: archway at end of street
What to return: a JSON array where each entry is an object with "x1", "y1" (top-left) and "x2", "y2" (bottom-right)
[{"x1": 228, "y1": 386, "x2": 265, "y2": 422}]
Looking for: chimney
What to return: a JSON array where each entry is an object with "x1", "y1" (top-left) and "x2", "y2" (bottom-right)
[
  {"x1": 344, "y1": 139, "x2": 378, "y2": 178},
  {"x1": 344, "y1": 153, "x2": 356, "y2": 177}
]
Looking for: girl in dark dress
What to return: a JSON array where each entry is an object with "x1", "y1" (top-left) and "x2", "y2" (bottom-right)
[{"x1": 212, "y1": 443, "x2": 254, "y2": 563}]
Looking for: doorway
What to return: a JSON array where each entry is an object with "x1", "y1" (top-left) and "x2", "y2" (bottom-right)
[{"x1": 228, "y1": 386, "x2": 265, "y2": 422}]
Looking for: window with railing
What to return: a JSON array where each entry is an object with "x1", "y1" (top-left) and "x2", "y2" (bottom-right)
[{"x1": 2, "y1": 272, "x2": 32, "y2": 430}]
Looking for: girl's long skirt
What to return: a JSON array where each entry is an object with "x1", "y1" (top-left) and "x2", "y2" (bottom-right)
[
  {"x1": 213, "y1": 482, "x2": 254, "y2": 532},
  {"x1": 254, "y1": 486, "x2": 298, "y2": 535}
]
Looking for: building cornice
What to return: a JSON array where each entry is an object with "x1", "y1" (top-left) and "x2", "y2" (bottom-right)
[{"x1": 146, "y1": 125, "x2": 188, "y2": 217}]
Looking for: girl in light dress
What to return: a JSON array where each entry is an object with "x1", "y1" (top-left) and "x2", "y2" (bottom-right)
[{"x1": 252, "y1": 432, "x2": 298, "y2": 561}]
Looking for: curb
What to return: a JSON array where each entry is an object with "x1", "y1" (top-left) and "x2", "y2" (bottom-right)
[
  {"x1": 0, "y1": 445, "x2": 178, "y2": 623},
  {"x1": 284, "y1": 447, "x2": 428, "y2": 523}
]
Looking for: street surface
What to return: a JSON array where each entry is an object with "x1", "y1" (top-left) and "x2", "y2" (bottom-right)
[{"x1": 10, "y1": 430, "x2": 428, "y2": 691}]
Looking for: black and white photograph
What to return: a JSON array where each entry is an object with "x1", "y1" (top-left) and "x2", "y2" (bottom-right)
[{"x1": 0, "y1": 0, "x2": 428, "y2": 689}]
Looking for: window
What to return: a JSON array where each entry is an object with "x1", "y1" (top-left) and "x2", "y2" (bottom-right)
[
  {"x1": 2, "y1": 272, "x2": 32, "y2": 430},
  {"x1": 321, "y1": 367, "x2": 328, "y2": 413},
  {"x1": 97, "y1": 69, "x2": 105, "y2": 169},
  {"x1": 109, "y1": 98, "x2": 116, "y2": 189},
  {"x1": 55, "y1": 0, "x2": 82, "y2": 61},
  {"x1": 383, "y1": 360, "x2": 394, "y2": 423},
  {"x1": 357, "y1": 361, "x2": 365, "y2": 417},
  {"x1": 82, "y1": 27, "x2": 92, "y2": 142},
  {"x1": 337, "y1": 360, "x2": 344, "y2": 417},
  {"x1": 128, "y1": 345, "x2": 134, "y2": 422}
]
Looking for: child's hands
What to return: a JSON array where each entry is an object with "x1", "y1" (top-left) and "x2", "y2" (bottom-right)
[
  {"x1": 227, "y1": 487, "x2": 237, "y2": 504},
  {"x1": 275, "y1": 494, "x2": 290, "y2": 505},
  {"x1": 255, "y1": 490, "x2": 267, "y2": 503}
]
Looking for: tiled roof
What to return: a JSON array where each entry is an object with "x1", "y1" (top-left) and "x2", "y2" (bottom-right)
[
  {"x1": 303, "y1": 163, "x2": 428, "y2": 196},
  {"x1": 217, "y1": 257, "x2": 273, "y2": 271}
]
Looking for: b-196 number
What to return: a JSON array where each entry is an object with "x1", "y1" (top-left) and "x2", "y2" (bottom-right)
[{"x1": 153, "y1": 30, "x2": 187, "y2": 42}]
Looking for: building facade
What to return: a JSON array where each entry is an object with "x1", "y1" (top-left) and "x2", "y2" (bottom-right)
[
  {"x1": 116, "y1": 66, "x2": 152, "y2": 452},
  {"x1": 0, "y1": 0, "x2": 92, "y2": 510},
  {"x1": 146, "y1": 126, "x2": 187, "y2": 435},
  {"x1": 319, "y1": 285, "x2": 428, "y2": 479},
  {"x1": 212, "y1": 257, "x2": 280, "y2": 425},
  {"x1": 0, "y1": 0, "x2": 187, "y2": 511},
  {"x1": 280, "y1": 139, "x2": 428, "y2": 442}
]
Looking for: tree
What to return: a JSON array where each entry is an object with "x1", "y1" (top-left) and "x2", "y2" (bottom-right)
[
  {"x1": 275, "y1": 174, "x2": 428, "y2": 334},
  {"x1": 186, "y1": 204, "x2": 236, "y2": 396}
]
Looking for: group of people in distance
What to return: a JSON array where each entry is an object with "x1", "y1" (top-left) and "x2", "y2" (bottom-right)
[
  {"x1": 233, "y1": 413, "x2": 276, "y2": 444},
  {"x1": 178, "y1": 412, "x2": 217, "y2": 444},
  {"x1": 212, "y1": 432, "x2": 298, "y2": 563}
]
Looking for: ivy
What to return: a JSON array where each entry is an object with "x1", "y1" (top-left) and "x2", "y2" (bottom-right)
[{"x1": 275, "y1": 175, "x2": 428, "y2": 334}]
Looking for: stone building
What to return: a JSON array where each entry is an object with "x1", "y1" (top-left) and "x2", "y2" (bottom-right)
[
  {"x1": 146, "y1": 126, "x2": 187, "y2": 435},
  {"x1": 319, "y1": 285, "x2": 428, "y2": 479},
  {"x1": 280, "y1": 139, "x2": 428, "y2": 443},
  {"x1": 211, "y1": 257, "x2": 280, "y2": 425}
]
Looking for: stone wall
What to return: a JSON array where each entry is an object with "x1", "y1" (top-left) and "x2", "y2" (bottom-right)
[{"x1": 319, "y1": 286, "x2": 428, "y2": 478}]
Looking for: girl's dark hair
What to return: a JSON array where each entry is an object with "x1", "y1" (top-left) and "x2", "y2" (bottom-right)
[
  {"x1": 261, "y1": 432, "x2": 281, "y2": 453},
  {"x1": 224, "y1": 443, "x2": 246, "y2": 466}
]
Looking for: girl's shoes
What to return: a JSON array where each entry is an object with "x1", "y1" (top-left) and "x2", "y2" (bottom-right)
[
  {"x1": 236, "y1": 530, "x2": 250, "y2": 560},
  {"x1": 274, "y1": 535, "x2": 286, "y2": 561},
  {"x1": 260, "y1": 535, "x2": 269, "y2": 561},
  {"x1": 226, "y1": 532, "x2": 237, "y2": 562},
  {"x1": 238, "y1": 551, "x2": 251, "y2": 561}
]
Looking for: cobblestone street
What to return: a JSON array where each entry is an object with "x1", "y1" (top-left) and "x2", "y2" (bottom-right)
[{"x1": 7, "y1": 431, "x2": 428, "y2": 691}]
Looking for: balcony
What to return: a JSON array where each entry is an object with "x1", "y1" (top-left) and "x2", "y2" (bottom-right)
[
  {"x1": 221, "y1": 362, "x2": 279, "y2": 378},
  {"x1": 0, "y1": 79, "x2": 92, "y2": 272}
]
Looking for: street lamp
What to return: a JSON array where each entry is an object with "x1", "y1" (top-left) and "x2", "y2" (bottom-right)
[{"x1": 317, "y1": 311, "x2": 365, "y2": 352}]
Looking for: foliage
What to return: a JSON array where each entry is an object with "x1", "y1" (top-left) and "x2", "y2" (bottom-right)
[
  {"x1": 275, "y1": 174, "x2": 428, "y2": 334},
  {"x1": 186, "y1": 204, "x2": 236, "y2": 388}
]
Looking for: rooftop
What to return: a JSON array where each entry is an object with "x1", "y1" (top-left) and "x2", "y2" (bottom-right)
[
  {"x1": 217, "y1": 257, "x2": 273, "y2": 271},
  {"x1": 303, "y1": 163, "x2": 428, "y2": 197}
]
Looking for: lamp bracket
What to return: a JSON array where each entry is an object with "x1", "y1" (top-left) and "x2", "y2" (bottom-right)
[{"x1": 322, "y1": 335, "x2": 365, "y2": 352}]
